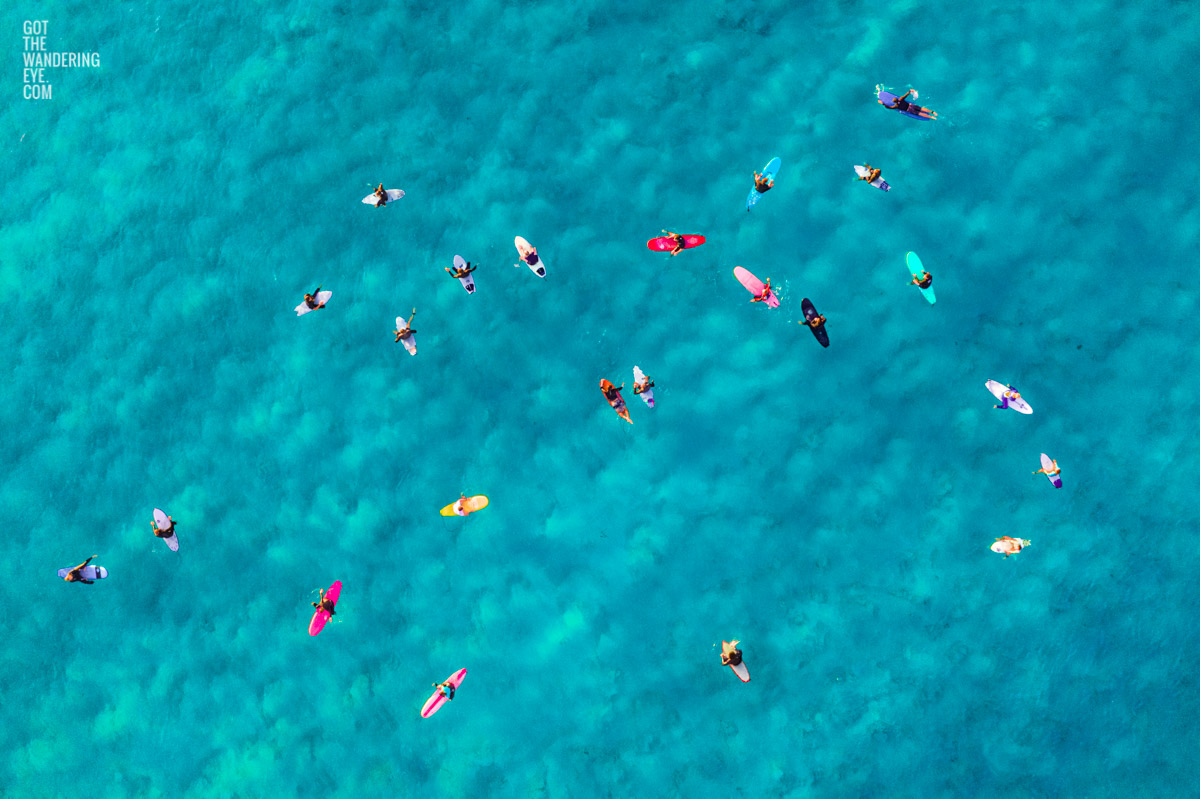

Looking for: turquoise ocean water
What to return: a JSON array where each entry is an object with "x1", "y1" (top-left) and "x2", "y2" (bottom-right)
[{"x1": 5, "y1": 1, "x2": 1200, "y2": 796}]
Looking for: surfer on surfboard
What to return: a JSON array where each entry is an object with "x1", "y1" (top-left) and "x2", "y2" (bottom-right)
[
  {"x1": 910, "y1": 270, "x2": 932, "y2": 289},
  {"x1": 517, "y1": 246, "x2": 540, "y2": 268},
  {"x1": 857, "y1": 164, "x2": 883, "y2": 185},
  {"x1": 633, "y1": 372, "x2": 654, "y2": 397},
  {"x1": 720, "y1": 640, "x2": 744, "y2": 668},
  {"x1": 601, "y1": 380, "x2": 625, "y2": 403},
  {"x1": 432, "y1": 679, "x2": 457, "y2": 701},
  {"x1": 750, "y1": 277, "x2": 774, "y2": 303},
  {"x1": 446, "y1": 261, "x2": 477, "y2": 280},
  {"x1": 303, "y1": 285, "x2": 326, "y2": 311},
  {"x1": 661, "y1": 230, "x2": 687, "y2": 257},
  {"x1": 879, "y1": 88, "x2": 937, "y2": 119},
  {"x1": 63, "y1": 555, "x2": 98, "y2": 584},
  {"x1": 372, "y1": 183, "x2": 389, "y2": 207},
  {"x1": 394, "y1": 308, "x2": 417, "y2": 343},
  {"x1": 753, "y1": 171, "x2": 774, "y2": 193},
  {"x1": 803, "y1": 312, "x2": 828, "y2": 331},
  {"x1": 311, "y1": 587, "x2": 338, "y2": 618},
  {"x1": 1033, "y1": 459, "x2": 1061, "y2": 480},
  {"x1": 151, "y1": 514, "x2": 176, "y2": 539},
  {"x1": 991, "y1": 537, "x2": 1031, "y2": 558},
  {"x1": 993, "y1": 385, "x2": 1022, "y2": 410}
]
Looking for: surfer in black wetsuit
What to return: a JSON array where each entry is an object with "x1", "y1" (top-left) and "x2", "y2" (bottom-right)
[
  {"x1": 520, "y1": 247, "x2": 539, "y2": 266},
  {"x1": 881, "y1": 88, "x2": 937, "y2": 119},
  {"x1": 63, "y1": 555, "x2": 98, "y2": 584},
  {"x1": 434, "y1": 680, "x2": 456, "y2": 700},
  {"x1": 661, "y1": 230, "x2": 687, "y2": 256},
  {"x1": 753, "y1": 172, "x2": 774, "y2": 193},
  {"x1": 303, "y1": 285, "x2": 325, "y2": 310},
  {"x1": 151, "y1": 515, "x2": 176, "y2": 539},
  {"x1": 633, "y1": 373, "x2": 654, "y2": 396},
  {"x1": 804, "y1": 313, "x2": 827, "y2": 331},
  {"x1": 311, "y1": 588, "x2": 337, "y2": 617},
  {"x1": 910, "y1": 271, "x2": 932, "y2": 289},
  {"x1": 720, "y1": 640, "x2": 743, "y2": 667},
  {"x1": 373, "y1": 183, "x2": 388, "y2": 206},
  {"x1": 446, "y1": 262, "x2": 477, "y2": 279},
  {"x1": 394, "y1": 308, "x2": 417, "y2": 343}
]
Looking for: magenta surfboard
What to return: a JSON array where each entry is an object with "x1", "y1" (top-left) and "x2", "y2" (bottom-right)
[
  {"x1": 647, "y1": 234, "x2": 705, "y2": 252},
  {"x1": 733, "y1": 266, "x2": 779, "y2": 308},
  {"x1": 308, "y1": 580, "x2": 342, "y2": 636},
  {"x1": 421, "y1": 668, "x2": 467, "y2": 718}
]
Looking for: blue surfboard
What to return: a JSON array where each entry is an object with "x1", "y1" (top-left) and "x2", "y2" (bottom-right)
[
  {"x1": 906, "y1": 251, "x2": 936, "y2": 304},
  {"x1": 746, "y1": 157, "x2": 781, "y2": 211}
]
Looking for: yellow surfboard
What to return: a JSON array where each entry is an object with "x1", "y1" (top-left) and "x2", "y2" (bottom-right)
[{"x1": 439, "y1": 495, "x2": 489, "y2": 517}]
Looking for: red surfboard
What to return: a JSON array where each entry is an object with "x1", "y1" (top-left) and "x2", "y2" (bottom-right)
[
  {"x1": 308, "y1": 580, "x2": 342, "y2": 636},
  {"x1": 647, "y1": 234, "x2": 706, "y2": 252}
]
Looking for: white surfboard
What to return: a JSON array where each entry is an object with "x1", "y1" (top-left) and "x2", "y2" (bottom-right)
[
  {"x1": 295, "y1": 291, "x2": 333, "y2": 316},
  {"x1": 362, "y1": 189, "x2": 405, "y2": 206},
  {"x1": 453, "y1": 255, "x2": 476, "y2": 294},
  {"x1": 395, "y1": 317, "x2": 417, "y2": 355},
  {"x1": 153, "y1": 508, "x2": 179, "y2": 552},
  {"x1": 514, "y1": 236, "x2": 546, "y2": 277},
  {"x1": 986, "y1": 379, "x2": 1032, "y2": 414},
  {"x1": 729, "y1": 661, "x2": 751, "y2": 682},
  {"x1": 633, "y1": 366, "x2": 654, "y2": 408},
  {"x1": 854, "y1": 165, "x2": 890, "y2": 192}
]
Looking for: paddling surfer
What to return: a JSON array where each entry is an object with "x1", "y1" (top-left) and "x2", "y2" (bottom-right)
[
  {"x1": 633, "y1": 373, "x2": 654, "y2": 396},
  {"x1": 910, "y1": 271, "x2": 932, "y2": 289},
  {"x1": 373, "y1": 183, "x2": 389, "y2": 206},
  {"x1": 858, "y1": 164, "x2": 883, "y2": 185},
  {"x1": 1033, "y1": 459, "x2": 1061, "y2": 479},
  {"x1": 991, "y1": 537, "x2": 1030, "y2": 558},
  {"x1": 151, "y1": 515, "x2": 176, "y2": 539},
  {"x1": 63, "y1": 555, "x2": 98, "y2": 584},
  {"x1": 446, "y1": 261, "x2": 477, "y2": 280},
  {"x1": 303, "y1": 285, "x2": 326, "y2": 311},
  {"x1": 753, "y1": 171, "x2": 774, "y2": 193},
  {"x1": 394, "y1": 308, "x2": 417, "y2": 343},
  {"x1": 311, "y1": 587, "x2": 337, "y2": 617},
  {"x1": 993, "y1": 385, "x2": 1021, "y2": 410},
  {"x1": 750, "y1": 277, "x2": 774, "y2": 303},
  {"x1": 720, "y1": 640, "x2": 744, "y2": 667},
  {"x1": 661, "y1": 230, "x2": 687, "y2": 256}
]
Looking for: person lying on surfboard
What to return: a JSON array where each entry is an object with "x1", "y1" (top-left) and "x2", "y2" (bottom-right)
[
  {"x1": 394, "y1": 308, "x2": 417, "y2": 343},
  {"x1": 601, "y1": 381, "x2": 625, "y2": 403},
  {"x1": 753, "y1": 171, "x2": 774, "y2": 193},
  {"x1": 991, "y1": 536, "x2": 1030, "y2": 558},
  {"x1": 1033, "y1": 459, "x2": 1061, "y2": 479},
  {"x1": 857, "y1": 165, "x2": 882, "y2": 184},
  {"x1": 720, "y1": 640, "x2": 743, "y2": 667},
  {"x1": 452, "y1": 493, "x2": 469, "y2": 516},
  {"x1": 433, "y1": 679, "x2": 457, "y2": 701},
  {"x1": 993, "y1": 385, "x2": 1021, "y2": 410},
  {"x1": 804, "y1": 312, "x2": 827, "y2": 330},
  {"x1": 373, "y1": 183, "x2": 389, "y2": 206},
  {"x1": 311, "y1": 587, "x2": 338, "y2": 617},
  {"x1": 880, "y1": 88, "x2": 937, "y2": 119},
  {"x1": 63, "y1": 555, "x2": 98, "y2": 584},
  {"x1": 303, "y1": 285, "x2": 326, "y2": 310},
  {"x1": 910, "y1": 271, "x2": 932, "y2": 289},
  {"x1": 518, "y1": 247, "x2": 539, "y2": 267},
  {"x1": 749, "y1": 277, "x2": 774, "y2": 303},
  {"x1": 151, "y1": 515, "x2": 176, "y2": 539},
  {"x1": 633, "y1": 373, "x2": 654, "y2": 395},
  {"x1": 661, "y1": 230, "x2": 687, "y2": 256},
  {"x1": 446, "y1": 261, "x2": 477, "y2": 279}
]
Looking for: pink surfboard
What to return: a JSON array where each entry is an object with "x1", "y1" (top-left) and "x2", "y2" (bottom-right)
[
  {"x1": 308, "y1": 580, "x2": 342, "y2": 636},
  {"x1": 647, "y1": 234, "x2": 705, "y2": 252},
  {"x1": 421, "y1": 668, "x2": 467, "y2": 718},
  {"x1": 733, "y1": 266, "x2": 779, "y2": 308}
]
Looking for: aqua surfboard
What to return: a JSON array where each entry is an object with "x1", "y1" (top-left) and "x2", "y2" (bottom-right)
[{"x1": 746, "y1": 157, "x2": 781, "y2": 211}]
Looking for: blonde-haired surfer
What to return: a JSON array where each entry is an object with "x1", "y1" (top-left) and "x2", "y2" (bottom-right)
[
  {"x1": 720, "y1": 640, "x2": 744, "y2": 667},
  {"x1": 1033, "y1": 459, "x2": 1060, "y2": 478}
]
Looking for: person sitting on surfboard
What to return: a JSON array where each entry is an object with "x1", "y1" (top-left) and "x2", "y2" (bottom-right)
[
  {"x1": 151, "y1": 515, "x2": 176, "y2": 539},
  {"x1": 446, "y1": 262, "x2": 477, "y2": 279},
  {"x1": 881, "y1": 89, "x2": 937, "y2": 119},
  {"x1": 633, "y1": 373, "x2": 654, "y2": 395},
  {"x1": 720, "y1": 640, "x2": 743, "y2": 667},
  {"x1": 433, "y1": 679, "x2": 456, "y2": 701},
  {"x1": 311, "y1": 587, "x2": 337, "y2": 617},
  {"x1": 991, "y1": 536, "x2": 1030, "y2": 558},
  {"x1": 63, "y1": 555, "x2": 98, "y2": 584},
  {"x1": 753, "y1": 171, "x2": 774, "y2": 193},
  {"x1": 749, "y1": 277, "x2": 774, "y2": 303},
  {"x1": 1033, "y1": 459, "x2": 1061, "y2": 479},
  {"x1": 661, "y1": 230, "x2": 687, "y2": 256},
  {"x1": 910, "y1": 271, "x2": 932, "y2": 289},
  {"x1": 373, "y1": 183, "x2": 388, "y2": 207},
  {"x1": 394, "y1": 308, "x2": 417, "y2": 343},
  {"x1": 303, "y1": 285, "x2": 326, "y2": 311},
  {"x1": 519, "y1": 247, "x2": 539, "y2": 266},
  {"x1": 452, "y1": 493, "x2": 469, "y2": 516},
  {"x1": 993, "y1": 385, "x2": 1021, "y2": 410},
  {"x1": 804, "y1": 312, "x2": 827, "y2": 331},
  {"x1": 858, "y1": 164, "x2": 882, "y2": 184}
]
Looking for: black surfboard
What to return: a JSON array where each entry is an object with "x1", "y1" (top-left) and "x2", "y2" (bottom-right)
[{"x1": 801, "y1": 298, "x2": 829, "y2": 348}]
